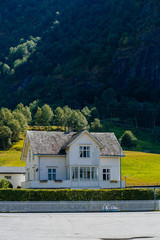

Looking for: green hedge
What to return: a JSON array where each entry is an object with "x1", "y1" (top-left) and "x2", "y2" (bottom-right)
[{"x1": 0, "y1": 188, "x2": 158, "y2": 201}]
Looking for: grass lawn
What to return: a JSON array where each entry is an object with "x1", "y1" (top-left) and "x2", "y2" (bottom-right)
[
  {"x1": 0, "y1": 139, "x2": 25, "y2": 167},
  {"x1": 122, "y1": 151, "x2": 160, "y2": 186}
]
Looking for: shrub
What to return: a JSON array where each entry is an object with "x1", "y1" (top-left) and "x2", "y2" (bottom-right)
[
  {"x1": 0, "y1": 189, "x2": 155, "y2": 201},
  {"x1": 121, "y1": 131, "x2": 137, "y2": 149},
  {"x1": 0, "y1": 178, "x2": 13, "y2": 189}
]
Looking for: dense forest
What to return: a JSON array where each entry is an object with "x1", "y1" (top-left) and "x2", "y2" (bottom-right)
[{"x1": 0, "y1": 0, "x2": 160, "y2": 128}]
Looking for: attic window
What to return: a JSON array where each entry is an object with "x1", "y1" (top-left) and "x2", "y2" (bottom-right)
[{"x1": 79, "y1": 146, "x2": 90, "y2": 158}]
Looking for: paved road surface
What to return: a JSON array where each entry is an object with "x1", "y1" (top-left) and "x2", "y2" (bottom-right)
[{"x1": 0, "y1": 212, "x2": 159, "y2": 240}]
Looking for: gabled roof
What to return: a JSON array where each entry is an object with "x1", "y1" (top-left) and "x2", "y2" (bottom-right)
[
  {"x1": 0, "y1": 167, "x2": 26, "y2": 174},
  {"x1": 24, "y1": 130, "x2": 124, "y2": 157},
  {"x1": 62, "y1": 130, "x2": 104, "y2": 149}
]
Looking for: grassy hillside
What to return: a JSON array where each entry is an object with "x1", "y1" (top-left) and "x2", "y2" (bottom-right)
[
  {"x1": 122, "y1": 151, "x2": 160, "y2": 186},
  {"x1": 0, "y1": 139, "x2": 25, "y2": 167},
  {"x1": 107, "y1": 124, "x2": 160, "y2": 154}
]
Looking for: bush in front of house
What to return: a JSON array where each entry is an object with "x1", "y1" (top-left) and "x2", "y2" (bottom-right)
[
  {"x1": 121, "y1": 131, "x2": 137, "y2": 149},
  {"x1": 0, "y1": 178, "x2": 13, "y2": 189},
  {"x1": 0, "y1": 188, "x2": 155, "y2": 201}
]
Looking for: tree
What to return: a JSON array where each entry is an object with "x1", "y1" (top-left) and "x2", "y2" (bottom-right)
[
  {"x1": 90, "y1": 107, "x2": 99, "y2": 122},
  {"x1": 63, "y1": 105, "x2": 72, "y2": 129},
  {"x1": 0, "y1": 108, "x2": 13, "y2": 125},
  {"x1": 121, "y1": 131, "x2": 137, "y2": 149},
  {"x1": 71, "y1": 110, "x2": 88, "y2": 132},
  {"x1": 0, "y1": 178, "x2": 13, "y2": 188},
  {"x1": 90, "y1": 118, "x2": 102, "y2": 132},
  {"x1": 12, "y1": 111, "x2": 27, "y2": 133},
  {"x1": 15, "y1": 103, "x2": 32, "y2": 124},
  {"x1": 7, "y1": 119, "x2": 21, "y2": 142},
  {"x1": 0, "y1": 126, "x2": 12, "y2": 150},
  {"x1": 2, "y1": 63, "x2": 10, "y2": 75},
  {"x1": 55, "y1": 107, "x2": 65, "y2": 128},
  {"x1": 81, "y1": 106, "x2": 91, "y2": 122},
  {"x1": 34, "y1": 107, "x2": 43, "y2": 126},
  {"x1": 41, "y1": 104, "x2": 54, "y2": 126}
]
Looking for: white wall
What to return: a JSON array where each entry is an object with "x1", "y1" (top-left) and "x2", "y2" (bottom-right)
[
  {"x1": 68, "y1": 132, "x2": 100, "y2": 166},
  {"x1": 25, "y1": 146, "x2": 38, "y2": 181},
  {"x1": 100, "y1": 157, "x2": 120, "y2": 181},
  {"x1": 0, "y1": 174, "x2": 25, "y2": 188},
  {"x1": 39, "y1": 156, "x2": 66, "y2": 181}
]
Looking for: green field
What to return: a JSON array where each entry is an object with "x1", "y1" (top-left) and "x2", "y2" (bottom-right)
[
  {"x1": 0, "y1": 138, "x2": 160, "y2": 186},
  {"x1": 0, "y1": 139, "x2": 25, "y2": 167},
  {"x1": 122, "y1": 151, "x2": 160, "y2": 186}
]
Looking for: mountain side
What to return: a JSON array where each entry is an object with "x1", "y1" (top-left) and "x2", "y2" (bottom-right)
[{"x1": 0, "y1": 0, "x2": 160, "y2": 109}]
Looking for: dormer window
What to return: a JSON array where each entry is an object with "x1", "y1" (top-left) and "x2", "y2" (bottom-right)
[{"x1": 79, "y1": 146, "x2": 90, "y2": 158}]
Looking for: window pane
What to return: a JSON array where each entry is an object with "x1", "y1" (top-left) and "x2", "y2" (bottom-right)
[
  {"x1": 87, "y1": 151, "x2": 90, "y2": 158},
  {"x1": 87, "y1": 167, "x2": 90, "y2": 179},
  {"x1": 107, "y1": 174, "x2": 110, "y2": 181},
  {"x1": 52, "y1": 169, "x2": 56, "y2": 173},
  {"x1": 53, "y1": 174, "x2": 56, "y2": 180},
  {"x1": 103, "y1": 174, "x2": 106, "y2": 181},
  {"x1": 80, "y1": 151, "x2": 82, "y2": 157},
  {"x1": 84, "y1": 151, "x2": 86, "y2": 157},
  {"x1": 75, "y1": 167, "x2": 78, "y2": 179},
  {"x1": 48, "y1": 174, "x2": 51, "y2": 180},
  {"x1": 80, "y1": 167, "x2": 83, "y2": 179},
  {"x1": 107, "y1": 169, "x2": 110, "y2": 173},
  {"x1": 84, "y1": 167, "x2": 86, "y2": 179},
  {"x1": 103, "y1": 169, "x2": 106, "y2": 173},
  {"x1": 84, "y1": 146, "x2": 86, "y2": 150},
  {"x1": 48, "y1": 169, "x2": 51, "y2": 173}
]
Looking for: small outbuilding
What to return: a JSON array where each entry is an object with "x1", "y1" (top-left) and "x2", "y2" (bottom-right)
[{"x1": 0, "y1": 167, "x2": 26, "y2": 188}]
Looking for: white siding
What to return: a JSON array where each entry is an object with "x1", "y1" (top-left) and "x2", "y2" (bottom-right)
[
  {"x1": 39, "y1": 156, "x2": 66, "y2": 181},
  {"x1": 68, "y1": 132, "x2": 100, "y2": 166},
  {"x1": 100, "y1": 157, "x2": 120, "y2": 181},
  {"x1": 0, "y1": 174, "x2": 25, "y2": 188}
]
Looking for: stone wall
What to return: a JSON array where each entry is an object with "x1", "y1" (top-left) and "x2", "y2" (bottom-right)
[{"x1": 0, "y1": 200, "x2": 158, "y2": 212}]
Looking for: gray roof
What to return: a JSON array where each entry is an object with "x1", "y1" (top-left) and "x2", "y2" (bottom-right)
[
  {"x1": 27, "y1": 130, "x2": 124, "y2": 156},
  {"x1": 0, "y1": 167, "x2": 26, "y2": 174}
]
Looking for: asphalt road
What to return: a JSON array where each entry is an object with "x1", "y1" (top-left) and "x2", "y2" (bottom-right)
[{"x1": 0, "y1": 212, "x2": 159, "y2": 240}]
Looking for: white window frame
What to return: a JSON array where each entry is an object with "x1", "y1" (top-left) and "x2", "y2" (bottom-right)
[
  {"x1": 71, "y1": 167, "x2": 78, "y2": 180},
  {"x1": 79, "y1": 146, "x2": 90, "y2": 158},
  {"x1": 71, "y1": 166, "x2": 98, "y2": 181},
  {"x1": 102, "y1": 168, "x2": 111, "y2": 181},
  {"x1": 48, "y1": 168, "x2": 56, "y2": 180}
]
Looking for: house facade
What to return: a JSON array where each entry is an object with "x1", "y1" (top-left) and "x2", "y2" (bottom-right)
[
  {"x1": 21, "y1": 130, "x2": 125, "y2": 189},
  {"x1": 0, "y1": 167, "x2": 25, "y2": 188}
]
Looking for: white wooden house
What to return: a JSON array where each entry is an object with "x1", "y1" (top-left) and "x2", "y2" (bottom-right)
[{"x1": 21, "y1": 130, "x2": 125, "y2": 189}]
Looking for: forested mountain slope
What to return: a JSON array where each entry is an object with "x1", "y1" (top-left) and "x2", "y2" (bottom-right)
[{"x1": 0, "y1": 0, "x2": 160, "y2": 112}]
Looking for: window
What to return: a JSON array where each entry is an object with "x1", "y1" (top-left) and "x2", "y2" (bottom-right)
[
  {"x1": 5, "y1": 176, "x2": 11, "y2": 180},
  {"x1": 79, "y1": 167, "x2": 98, "y2": 181},
  {"x1": 79, "y1": 146, "x2": 90, "y2": 158},
  {"x1": 91, "y1": 167, "x2": 98, "y2": 180},
  {"x1": 48, "y1": 168, "x2": 56, "y2": 180},
  {"x1": 71, "y1": 167, "x2": 78, "y2": 180},
  {"x1": 103, "y1": 169, "x2": 111, "y2": 181}
]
